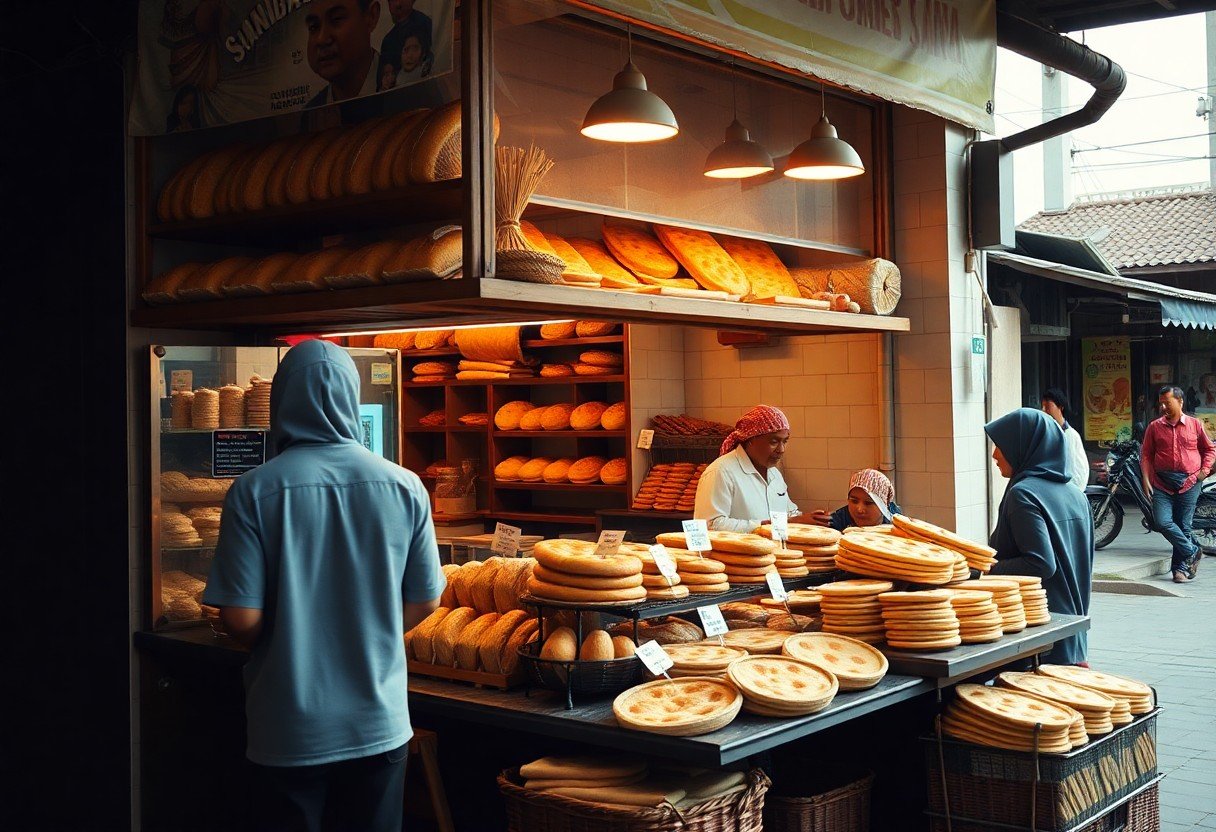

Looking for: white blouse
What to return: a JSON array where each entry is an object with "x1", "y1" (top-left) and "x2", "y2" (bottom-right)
[{"x1": 693, "y1": 446, "x2": 800, "y2": 533}]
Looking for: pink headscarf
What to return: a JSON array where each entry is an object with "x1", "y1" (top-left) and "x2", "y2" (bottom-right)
[
  {"x1": 849, "y1": 468, "x2": 895, "y2": 519},
  {"x1": 720, "y1": 405, "x2": 790, "y2": 456}
]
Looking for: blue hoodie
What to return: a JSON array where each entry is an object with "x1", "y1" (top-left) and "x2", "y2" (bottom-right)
[
  {"x1": 203, "y1": 340, "x2": 444, "y2": 766},
  {"x1": 984, "y1": 408, "x2": 1093, "y2": 665}
]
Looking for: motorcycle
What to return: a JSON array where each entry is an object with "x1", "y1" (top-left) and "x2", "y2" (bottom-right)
[{"x1": 1086, "y1": 433, "x2": 1216, "y2": 552}]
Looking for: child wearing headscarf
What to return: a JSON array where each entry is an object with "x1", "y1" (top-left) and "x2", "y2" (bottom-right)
[
  {"x1": 810, "y1": 469, "x2": 901, "y2": 531},
  {"x1": 985, "y1": 408, "x2": 1094, "y2": 666},
  {"x1": 694, "y1": 405, "x2": 799, "y2": 532}
]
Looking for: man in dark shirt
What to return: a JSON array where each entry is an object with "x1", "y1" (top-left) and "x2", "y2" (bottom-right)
[
  {"x1": 1140, "y1": 386, "x2": 1215, "y2": 583},
  {"x1": 378, "y1": 0, "x2": 433, "y2": 82}
]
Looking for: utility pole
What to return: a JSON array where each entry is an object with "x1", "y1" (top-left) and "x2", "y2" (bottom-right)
[
  {"x1": 1042, "y1": 65, "x2": 1072, "y2": 210},
  {"x1": 1207, "y1": 12, "x2": 1215, "y2": 188}
]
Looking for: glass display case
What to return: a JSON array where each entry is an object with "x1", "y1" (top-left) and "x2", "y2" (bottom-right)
[{"x1": 149, "y1": 344, "x2": 400, "y2": 630}]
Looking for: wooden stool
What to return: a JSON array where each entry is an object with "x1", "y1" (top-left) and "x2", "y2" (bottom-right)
[{"x1": 408, "y1": 728, "x2": 454, "y2": 832}]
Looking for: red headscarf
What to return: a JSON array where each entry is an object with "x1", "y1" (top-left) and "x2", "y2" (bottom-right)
[{"x1": 719, "y1": 405, "x2": 790, "y2": 456}]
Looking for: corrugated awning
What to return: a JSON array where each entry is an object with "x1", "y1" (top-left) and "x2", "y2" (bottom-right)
[{"x1": 987, "y1": 250, "x2": 1216, "y2": 330}]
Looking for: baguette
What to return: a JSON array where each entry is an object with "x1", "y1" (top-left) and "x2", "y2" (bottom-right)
[
  {"x1": 454, "y1": 612, "x2": 500, "y2": 670},
  {"x1": 477, "y1": 609, "x2": 531, "y2": 674},
  {"x1": 327, "y1": 117, "x2": 384, "y2": 200},
  {"x1": 238, "y1": 137, "x2": 295, "y2": 212},
  {"x1": 347, "y1": 109, "x2": 422, "y2": 195},
  {"x1": 500, "y1": 618, "x2": 540, "y2": 674},
  {"x1": 264, "y1": 133, "x2": 311, "y2": 208},
  {"x1": 373, "y1": 109, "x2": 431, "y2": 191},
  {"x1": 285, "y1": 128, "x2": 342, "y2": 204},
  {"x1": 409, "y1": 606, "x2": 451, "y2": 663},
  {"x1": 432, "y1": 607, "x2": 478, "y2": 667}
]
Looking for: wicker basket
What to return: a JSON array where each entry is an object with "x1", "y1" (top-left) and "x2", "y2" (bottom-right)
[
  {"x1": 517, "y1": 641, "x2": 644, "y2": 697},
  {"x1": 927, "y1": 779, "x2": 1161, "y2": 832},
  {"x1": 498, "y1": 767, "x2": 770, "y2": 832},
  {"x1": 790, "y1": 259, "x2": 901, "y2": 315},
  {"x1": 763, "y1": 770, "x2": 873, "y2": 832}
]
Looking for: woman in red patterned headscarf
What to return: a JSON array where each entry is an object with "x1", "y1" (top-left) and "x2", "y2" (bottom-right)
[{"x1": 694, "y1": 405, "x2": 799, "y2": 532}]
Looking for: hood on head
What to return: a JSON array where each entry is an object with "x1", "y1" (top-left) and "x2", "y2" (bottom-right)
[
  {"x1": 269, "y1": 339, "x2": 362, "y2": 454},
  {"x1": 983, "y1": 407, "x2": 1068, "y2": 484}
]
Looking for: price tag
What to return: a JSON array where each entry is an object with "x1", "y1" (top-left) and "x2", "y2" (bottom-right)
[
  {"x1": 765, "y1": 571, "x2": 789, "y2": 602},
  {"x1": 649, "y1": 544, "x2": 679, "y2": 581},
  {"x1": 769, "y1": 511, "x2": 789, "y2": 543},
  {"x1": 682, "y1": 518, "x2": 710, "y2": 553},
  {"x1": 490, "y1": 522, "x2": 522, "y2": 557},
  {"x1": 170, "y1": 370, "x2": 193, "y2": 392},
  {"x1": 594, "y1": 530, "x2": 626, "y2": 557},
  {"x1": 697, "y1": 604, "x2": 728, "y2": 638},
  {"x1": 637, "y1": 429, "x2": 655, "y2": 450},
  {"x1": 370, "y1": 362, "x2": 393, "y2": 385},
  {"x1": 635, "y1": 640, "x2": 674, "y2": 676}
]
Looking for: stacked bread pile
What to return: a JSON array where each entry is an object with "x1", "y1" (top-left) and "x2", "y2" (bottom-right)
[
  {"x1": 942, "y1": 683, "x2": 1079, "y2": 753},
  {"x1": 161, "y1": 504, "x2": 203, "y2": 548},
  {"x1": 246, "y1": 376, "x2": 272, "y2": 427},
  {"x1": 613, "y1": 676, "x2": 743, "y2": 736},
  {"x1": 170, "y1": 391, "x2": 193, "y2": 428},
  {"x1": 657, "y1": 643, "x2": 747, "y2": 678},
  {"x1": 525, "y1": 539, "x2": 646, "y2": 605},
  {"x1": 655, "y1": 531, "x2": 779, "y2": 584},
  {"x1": 760, "y1": 590, "x2": 821, "y2": 615},
  {"x1": 518, "y1": 756, "x2": 751, "y2": 810},
  {"x1": 599, "y1": 221, "x2": 696, "y2": 290},
  {"x1": 535, "y1": 321, "x2": 612, "y2": 340},
  {"x1": 1037, "y1": 665, "x2": 1153, "y2": 718},
  {"x1": 997, "y1": 672, "x2": 1118, "y2": 736},
  {"x1": 631, "y1": 463, "x2": 705, "y2": 512},
  {"x1": 408, "y1": 607, "x2": 539, "y2": 675},
  {"x1": 187, "y1": 506, "x2": 222, "y2": 547},
  {"x1": 457, "y1": 412, "x2": 488, "y2": 426},
  {"x1": 649, "y1": 414, "x2": 734, "y2": 437},
  {"x1": 190, "y1": 388, "x2": 220, "y2": 430},
  {"x1": 613, "y1": 542, "x2": 688, "y2": 600},
  {"x1": 836, "y1": 529, "x2": 958, "y2": 585},
  {"x1": 877, "y1": 589, "x2": 962, "y2": 651},
  {"x1": 892, "y1": 514, "x2": 996, "y2": 573},
  {"x1": 782, "y1": 632, "x2": 888, "y2": 691},
  {"x1": 161, "y1": 471, "x2": 234, "y2": 503},
  {"x1": 412, "y1": 361, "x2": 456, "y2": 382},
  {"x1": 455, "y1": 359, "x2": 535, "y2": 381},
  {"x1": 538, "y1": 626, "x2": 637, "y2": 662},
  {"x1": 217, "y1": 385, "x2": 245, "y2": 428},
  {"x1": 757, "y1": 524, "x2": 841, "y2": 573},
  {"x1": 161, "y1": 570, "x2": 207, "y2": 620},
  {"x1": 608, "y1": 616, "x2": 704, "y2": 645},
  {"x1": 961, "y1": 579, "x2": 1027, "y2": 633},
  {"x1": 438, "y1": 557, "x2": 535, "y2": 614},
  {"x1": 727, "y1": 655, "x2": 839, "y2": 717},
  {"x1": 818, "y1": 579, "x2": 894, "y2": 644},
  {"x1": 721, "y1": 601, "x2": 820, "y2": 633},
  {"x1": 945, "y1": 589, "x2": 1005, "y2": 644},
  {"x1": 982, "y1": 574, "x2": 1051, "y2": 625},
  {"x1": 418, "y1": 409, "x2": 446, "y2": 427}
]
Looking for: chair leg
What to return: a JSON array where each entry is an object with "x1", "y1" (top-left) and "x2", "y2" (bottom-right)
[{"x1": 410, "y1": 730, "x2": 455, "y2": 832}]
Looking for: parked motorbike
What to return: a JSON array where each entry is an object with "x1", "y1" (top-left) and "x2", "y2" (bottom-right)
[{"x1": 1086, "y1": 433, "x2": 1216, "y2": 552}]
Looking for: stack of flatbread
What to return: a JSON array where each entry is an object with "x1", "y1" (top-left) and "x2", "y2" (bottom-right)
[
  {"x1": 654, "y1": 531, "x2": 778, "y2": 585},
  {"x1": 757, "y1": 523, "x2": 841, "y2": 573},
  {"x1": 893, "y1": 513, "x2": 997, "y2": 573}
]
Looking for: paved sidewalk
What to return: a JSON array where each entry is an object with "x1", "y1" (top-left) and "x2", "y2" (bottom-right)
[{"x1": 1087, "y1": 550, "x2": 1216, "y2": 831}]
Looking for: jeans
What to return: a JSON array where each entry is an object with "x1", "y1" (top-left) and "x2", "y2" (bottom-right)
[
  {"x1": 253, "y1": 742, "x2": 409, "y2": 832},
  {"x1": 1152, "y1": 485, "x2": 1202, "y2": 571}
]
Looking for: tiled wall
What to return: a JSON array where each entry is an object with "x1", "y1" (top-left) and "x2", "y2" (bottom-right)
[{"x1": 628, "y1": 324, "x2": 687, "y2": 479}]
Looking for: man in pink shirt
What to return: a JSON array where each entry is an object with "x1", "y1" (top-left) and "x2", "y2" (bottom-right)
[{"x1": 1140, "y1": 386, "x2": 1215, "y2": 583}]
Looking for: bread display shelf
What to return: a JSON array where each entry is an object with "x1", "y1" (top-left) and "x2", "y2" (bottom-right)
[
  {"x1": 520, "y1": 336, "x2": 624, "y2": 349},
  {"x1": 404, "y1": 376, "x2": 627, "y2": 388},
  {"x1": 489, "y1": 510, "x2": 599, "y2": 526},
  {"x1": 492, "y1": 430, "x2": 626, "y2": 438},
  {"x1": 147, "y1": 179, "x2": 463, "y2": 245},
  {"x1": 162, "y1": 427, "x2": 268, "y2": 435},
  {"x1": 493, "y1": 482, "x2": 628, "y2": 492},
  {"x1": 407, "y1": 425, "x2": 486, "y2": 433},
  {"x1": 407, "y1": 658, "x2": 526, "y2": 691},
  {"x1": 161, "y1": 544, "x2": 217, "y2": 553}
]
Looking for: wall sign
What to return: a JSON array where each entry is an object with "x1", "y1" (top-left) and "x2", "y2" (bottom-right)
[
  {"x1": 212, "y1": 430, "x2": 266, "y2": 477},
  {"x1": 1081, "y1": 337, "x2": 1132, "y2": 443}
]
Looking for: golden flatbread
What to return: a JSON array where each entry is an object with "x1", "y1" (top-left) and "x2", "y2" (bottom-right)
[
  {"x1": 566, "y1": 238, "x2": 638, "y2": 284},
  {"x1": 653, "y1": 224, "x2": 750, "y2": 295},
  {"x1": 716, "y1": 234, "x2": 798, "y2": 298},
  {"x1": 601, "y1": 221, "x2": 679, "y2": 279}
]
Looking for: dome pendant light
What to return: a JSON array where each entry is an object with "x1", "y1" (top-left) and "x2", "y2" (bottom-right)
[
  {"x1": 784, "y1": 82, "x2": 865, "y2": 180},
  {"x1": 703, "y1": 62, "x2": 774, "y2": 179},
  {"x1": 581, "y1": 28, "x2": 679, "y2": 143}
]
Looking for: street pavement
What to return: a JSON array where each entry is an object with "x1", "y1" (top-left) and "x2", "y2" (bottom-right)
[{"x1": 1088, "y1": 527, "x2": 1216, "y2": 830}]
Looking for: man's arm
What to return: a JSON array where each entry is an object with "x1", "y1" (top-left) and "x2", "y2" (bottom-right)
[
  {"x1": 1139, "y1": 427, "x2": 1156, "y2": 496},
  {"x1": 1198, "y1": 422, "x2": 1215, "y2": 479},
  {"x1": 219, "y1": 607, "x2": 263, "y2": 648},
  {"x1": 404, "y1": 598, "x2": 440, "y2": 632}
]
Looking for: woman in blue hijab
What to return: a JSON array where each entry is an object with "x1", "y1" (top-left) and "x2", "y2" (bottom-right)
[{"x1": 985, "y1": 408, "x2": 1094, "y2": 666}]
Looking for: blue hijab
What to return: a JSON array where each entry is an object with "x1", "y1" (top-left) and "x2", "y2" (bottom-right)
[{"x1": 984, "y1": 408, "x2": 1069, "y2": 487}]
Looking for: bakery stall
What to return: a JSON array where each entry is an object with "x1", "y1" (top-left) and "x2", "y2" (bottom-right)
[{"x1": 126, "y1": 2, "x2": 1155, "y2": 831}]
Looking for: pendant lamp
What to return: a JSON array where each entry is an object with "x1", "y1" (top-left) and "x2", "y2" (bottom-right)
[
  {"x1": 581, "y1": 28, "x2": 679, "y2": 143},
  {"x1": 703, "y1": 62, "x2": 773, "y2": 178},
  {"x1": 784, "y1": 82, "x2": 865, "y2": 180}
]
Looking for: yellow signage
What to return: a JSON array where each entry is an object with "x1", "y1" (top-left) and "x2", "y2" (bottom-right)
[
  {"x1": 580, "y1": 0, "x2": 996, "y2": 131},
  {"x1": 1082, "y1": 337, "x2": 1133, "y2": 443}
]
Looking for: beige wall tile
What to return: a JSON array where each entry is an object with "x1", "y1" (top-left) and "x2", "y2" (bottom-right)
[
  {"x1": 720, "y1": 377, "x2": 762, "y2": 407},
  {"x1": 896, "y1": 437, "x2": 927, "y2": 473},
  {"x1": 900, "y1": 471, "x2": 932, "y2": 508},
  {"x1": 684, "y1": 350, "x2": 702, "y2": 380},
  {"x1": 917, "y1": 120, "x2": 946, "y2": 158},
  {"x1": 895, "y1": 192, "x2": 921, "y2": 229},
  {"x1": 847, "y1": 339, "x2": 880, "y2": 374},
  {"x1": 802, "y1": 341, "x2": 851, "y2": 373},
  {"x1": 931, "y1": 472, "x2": 956, "y2": 506},
  {"x1": 828, "y1": 437, "x2": 881, "y2": 471},
  {"x1": 780, "y1": 374, "x2": 827, "y2": 407},
  {"x1": 923, "y1": 366, "x2": 954, "y2": 404},
  {"x1": 896, "y1": 224, "x2": 949, "y2": 263},
  {"x1": 827, "y1": 372, "x2": 877, "y2": 406},
  {"x1": 629, "y1": 348, "x2": 649, "y2": 380}
]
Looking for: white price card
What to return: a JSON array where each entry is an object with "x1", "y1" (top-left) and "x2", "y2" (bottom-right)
[
  {"x1": 769, "y1": 511, "x2": 789, "y2": 542},
  {"x1": 697, "y1": 605, "x2": 728, "y2": 638},
  {"x1": 635, "y1": 640, "x2": 674, "y2": 676},
  {"x1": 681, "y1": 518, "x2": 711, "y2": 553},
  {"x1": 648, "y1": 544, "x2": 679, "y2": 580},
  {"x1": 765, "y1": 571, "x2": 789, "y2": 602},
  {"x1": 370, "y1": 362, "x2": 393, "y2": 385},
  {"x1": 594, "y1": 530, "x2": 626, "y2": 557},
  {"x1": 637, "y1": 429, "x2": 655, "y2": 450},
  {"x1": 490, "y1": 522, "x2": 522, "y2": 557}
]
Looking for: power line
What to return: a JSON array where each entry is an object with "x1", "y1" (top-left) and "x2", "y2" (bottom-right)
[
  {"x1": 1072, "y1": 132, "x2": 1216, "y2": 154},
  {"x1": 1071, "y1": 155, "x2": 1214, "y2": 170},
  {"x1": 1125, "y1": 68, "x2": 1201, "y2": 93},
  {"x1": 996, "y1": 84, "x2": 1215, "y2": 117}
]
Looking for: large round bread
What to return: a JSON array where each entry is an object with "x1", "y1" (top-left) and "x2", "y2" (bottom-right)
[
  {"x1": 539, "y1": 322, "x2": 577, "y2": 340},
  {"x1": 527, "y1": 578, "x2": 648, "y2": 604},
  {"x1": 494, "y1": 455, "x2": 529, "y2": 481},
  {"x1": 238, "y1": 138, "x2": 295, "y2": 213},
  {"x1": 495, "y1": 401, "x2": 535, "y2": 431},
  {"x1": 432, "y1": 607, "x2": 478, "y2": 667},
  {"x1": 270, "y1": 246, "x2": 350, "y2": 293},
  {"x1": 285, "y1": 127, "x2": 343, "y2": 204},
  {"x1": 454, "y1": 612, "x2": 500, "y2": 670},
  {"x1": 470, "y1": 557, "x2": 504, "y2": 614},
  {"x1": 599, "y1": 458, "x2": 627, "y2": 485},
  {"x1": 542, "y1": 458, "x2": 575, "y2": 483},
  {"x1": 568, "y1": 456, "x2": 608, "y2": 483},
  {"x1": 570, "y1": 402, "x2": 607, "y2": 430},
  {"x1": 518, "y1": 407, "x2": 547, "y2": 432},
  {"x1": 601, "y1": 402, "x2": 627, "y2": 431},
  {"x1": 410, "y1": 606, "x2": 451, "y2": 663},
  {"x1": 477, "y1": 609, "x2": 531, "y2": 673},
  {"x1": 602, "y1": 221, "x2": 679, "y2": 279},
  {"x1": 575, "y1": 320, "x2": 618, "y2": 337},
  {"x1": 541, "y1": 404, "x2": 574, "y2": 431},
  {"x1": 532, "y1": 563, "x2": 645, "y2": 590},
  {"x1": 532, "y1": 539, "x2": 642, "y2": 577}
]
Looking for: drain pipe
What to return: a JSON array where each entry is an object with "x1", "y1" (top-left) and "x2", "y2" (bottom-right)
[{"x1": 996, "y1": 11, "x2": 1127, "y2": 152}]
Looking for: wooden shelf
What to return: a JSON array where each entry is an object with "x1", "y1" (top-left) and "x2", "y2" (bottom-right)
[
  {"x1": 146, "y1": 180, "x2": 463, "y2": 245},
  {"x1": 520, "y1": 335, "x2": 624, "y2": 348},
  {"x1": 492, "y1": 431, "x2": 626, "y2": 439},
  {"x1": 405, "y1": 425, "x2": 487, "y2": 433},
  {"x1": 486, "y1": 510, "x2": 599, "y2": 526},
  {"x1": 492, "y1": 482, "x2": 627, "y2": 492},
  {"x1": 402, "y1": 375, "x2": 626, "y2": 387}
]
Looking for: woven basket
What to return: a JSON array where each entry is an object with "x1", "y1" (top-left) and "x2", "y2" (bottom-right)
[
  {"x1": 497, "y1": 249, "x2": 567, "y2": 284},
  {"x1": 763, "y1": 771, "x2": 873, "y2": 832},
  {"x1": 790, "y1": 260, "x2": 901, "y2": 315},
  {"x1": 499, "y1": 767, "x2": 770, "y2": 832}
]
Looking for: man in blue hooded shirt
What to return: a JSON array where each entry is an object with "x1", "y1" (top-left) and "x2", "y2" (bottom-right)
[
  {"x1": 203, "y1": 339, "x2": 444, "y2": 831},
  {"x1": 984, "y1": 408, "x2": 1094, "y2": 666}
]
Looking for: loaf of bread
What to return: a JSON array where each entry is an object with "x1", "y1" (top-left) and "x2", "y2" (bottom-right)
[
  {"x1": 599, "y1": 458, "x2": 627, "y2": 485},
  {"x1": 222, "y1": 252, "x2": 299, "y2": 297},
  {"x1": 570, "y1": 402, "x2": 607, "y2": 430},
  {"x1": 185, "y1": 144, "x2": 248, "y2": 219},
  {"x1": 325, "y1": 241, "x2": 403, "y2": 288},
  {"x1": 454, "y1": 612, "x2": 500, "y2": 670},
  {"x1": 264, "y1": 133, "x2": 312, "y2": 208},
  {"x1": 345, "y1": 110, "x2": 420, "y2": 195},
  {"x1": 382, "y1": 226, "x2": 463, "y2": 282},
  {"x1": 143, "y1": 262, "x2": 203, "y2": 305},
  {"x1": 541, "y1": 403, "x2": 574, "y2": 431},
  {"x1": 494, "y1": 401, "x2": 535, "y2": 431},
  {"x1": 600, "y1": 402, "x2": 627, "y2": 431},
  {"x1": 477, "y1": 609, "x2": 530, "y2": 674},
  {"x1": 215, "y1": 148, "x2": 261, "y2": 216},
  {"x1": 285, "y1": 128, "x2": 343, "y2": 204},
  {"x1": 373, "y1": 109, "x2": 431, "y2": 191},
  {"x1": 432, "y1": 607, "x2": 478, "y2": 667},
  {"x1": 409, "y1": 606, "x2": 451, "y2": 663},
  {"x1": 176, "y1": 257, "x2": 254, "y2": 301},
  {"x1": 494, "y1": 455, "x2": 529, "y2": 481},
  {"x1": 238, "y1": 138, "x2": 295, "y2": 213},
  {"x1": 270, "y1": 247, "x2": 351, "y2": 293}
]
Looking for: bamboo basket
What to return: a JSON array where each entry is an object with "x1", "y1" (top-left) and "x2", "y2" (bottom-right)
[
  {"x1": 495, "y1": 145, "x2": 566, "y2": 284},
  {"x1": 790, "y1": 259, "x2": 902, "y2": 315}
]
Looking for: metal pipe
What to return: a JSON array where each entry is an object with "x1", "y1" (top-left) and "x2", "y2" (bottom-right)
[
  {"x1": 878, "y1": 332, "x2": 896, "y2": 482},
  {"x1": 997, "y1": 11, "x2": 1126, "y2": 153}
]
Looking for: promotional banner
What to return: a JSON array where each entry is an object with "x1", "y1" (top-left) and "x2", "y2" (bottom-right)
[
  {"x1": 578, "y1": 0, "x2": 996, "y2": 132},
  {"x1": 1081, "y1": 337, "x2": 1133, "y2": 443},
  {"x1": 130, "y1": 0, "x2": 454, "y2": 135}
]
